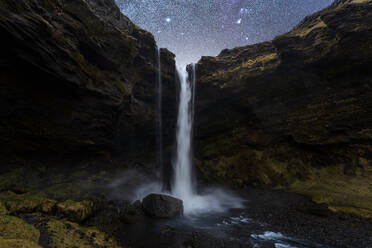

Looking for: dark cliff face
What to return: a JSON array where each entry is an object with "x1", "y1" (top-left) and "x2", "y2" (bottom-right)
[
  {"x1": 193, "y1": 0, "x2": 372, "y2": 217},
  {"x1": 0, "y1": 0, "x2": 177, "y2": 160}
]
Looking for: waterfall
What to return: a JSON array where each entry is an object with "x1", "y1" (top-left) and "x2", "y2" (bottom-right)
[
  {"x1": 172, "y1": 66, "x2": 195, "y2": 200},
  {"x1": 156, "y1": 48, "x2": 163, "y2": 178},
  {"x1": 171, "y1": 64, "x2": 243, "y2": 214},
  {"x1": 131, "y1": 58, "x2": 242, "y2": 214}
]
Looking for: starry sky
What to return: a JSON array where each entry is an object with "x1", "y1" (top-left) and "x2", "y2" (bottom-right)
[{"x1": 115, "y1": 0, "x2": 334, "y2": 67}]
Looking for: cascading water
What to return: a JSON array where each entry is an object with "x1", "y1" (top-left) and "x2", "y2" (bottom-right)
[
  {"x1": 132, "y1": 60, "x2": 242, "y2": 215},
  {"x1": 171, "y1": 64, "x2": 243, "y2": 215},
  {"x1": 156, "y1": 48, "x2": 163, "y2": 177},
  {"x1": 172, "y1": 66, "x2": 195, "y2": 200}
]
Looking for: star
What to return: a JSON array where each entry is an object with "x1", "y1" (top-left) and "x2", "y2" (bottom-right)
[{"x1": 115, "y1": 0, "x2": 335, "y2": 66}]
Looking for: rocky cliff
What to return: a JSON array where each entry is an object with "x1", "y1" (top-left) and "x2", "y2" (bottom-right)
[
  {"x1": 0, "y1": 0, "x2": 177, "y2": 161},
  {"x1": 193, "y1": 0, "x2": 372, "y2": 218},
  {"x1": 0, "y1": 0, "x2": 178, "y2": 247}
]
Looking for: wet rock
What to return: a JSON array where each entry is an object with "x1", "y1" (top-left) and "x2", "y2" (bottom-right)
[
  {"x1": 116, "y1": 200, "x2": 146, "y2": 224},
  {"x1": 142, "y1": 194, "x2": 183, "y2": 218}
]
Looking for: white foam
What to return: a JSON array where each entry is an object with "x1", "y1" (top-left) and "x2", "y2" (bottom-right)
[
  {"x1": 251, "y1": 232, "x2": 300, "y2": 248},
  {"x1": 231, "y1": 216, "x2": 252, "y2": 224},
  {"x1": 275, "y1": 244, "x2": 297, "y2": 248},
  {"x1": 251, "y1": 231, "x2": 286, "y2": 241}
]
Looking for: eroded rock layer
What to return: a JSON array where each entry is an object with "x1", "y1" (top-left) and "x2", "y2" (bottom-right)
[{"x1": 193, "y1": 0, "x2": 372, "y2": 217}]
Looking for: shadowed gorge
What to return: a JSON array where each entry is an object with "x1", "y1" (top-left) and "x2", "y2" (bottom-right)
[{"x1": 0, "y1": 0, "x2": 371, "y2": 247}]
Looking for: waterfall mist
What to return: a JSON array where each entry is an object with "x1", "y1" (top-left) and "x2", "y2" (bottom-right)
[{"x1": 124, "y1": 62, "x2": 243, "y2": 215}]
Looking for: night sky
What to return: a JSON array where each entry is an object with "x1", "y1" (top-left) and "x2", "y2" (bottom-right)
[{"x1": 115, "y1": 0, "x2": 334, "y2": 67}]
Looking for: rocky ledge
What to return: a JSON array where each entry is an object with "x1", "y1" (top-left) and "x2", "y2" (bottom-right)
[{"x1": 193, "y1": 0, "x2": 372, "y2": 218}]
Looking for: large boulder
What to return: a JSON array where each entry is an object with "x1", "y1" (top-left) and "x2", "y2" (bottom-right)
[{"x1": 142, "y1": 194, "x2": 183, "y2": 218}]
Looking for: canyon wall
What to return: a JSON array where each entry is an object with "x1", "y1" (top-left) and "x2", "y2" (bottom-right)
[
  {"x1": 0, "y1": 0, "x2": 178, "y2": 162},
  {"x1": 193, "y1": 0, "x2": 372, "y2": 217}
]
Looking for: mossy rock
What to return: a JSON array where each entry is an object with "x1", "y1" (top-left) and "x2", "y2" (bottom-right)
[
  {"x1": 199, "y1": 144, "x2": 307, "y2": 188},
  {"x1": 0, "y1": 215, "x2": 40, "y2": 243},
  {"x1": 57, "y1": 199, "x2": 96, "y2": 222},
  {"x1": 199, "y1": 138, "x2": 372, "y2": 219},
  {"x1": 0, "y1": 191, "x2": 57, "y2": 214},
  {"x1": 46, "y1": 218, "x2": 120, "y2": 248},
  {"x1": 285, "y1": 163, "x2": 372, "y2": 219},
  {"x1": 0, "y1": 165, "x2": 47, "y2": 193},
  {"x1": 0, "y1": 201, "x2": 8, "y2": 215},
  {"x1": 0, "y1": 168, "x2": 28, "y2": 192},
  {"x1": 45, "y1": 183, "x2": 88, "y2": 200},
  {"x1": 0, "y1": 237, "x2": 41, "y2": 248}
]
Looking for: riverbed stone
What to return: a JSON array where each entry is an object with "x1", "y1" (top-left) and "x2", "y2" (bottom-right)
[{"x1": 142, "y1": 194, "x2": 183, "y2": 218}]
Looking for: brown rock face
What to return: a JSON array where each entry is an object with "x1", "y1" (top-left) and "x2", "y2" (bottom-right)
[
  {"x1": 0, "y1": 0, "x2": 177, "y2": 159},
  {"x1": 193, "y1": 0, "x2": 372, "y2": 217}
]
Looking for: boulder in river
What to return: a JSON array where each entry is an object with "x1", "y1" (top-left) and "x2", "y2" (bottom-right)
[{"x1": 142, "y1": 194, "x2": 183, "y2": 218}]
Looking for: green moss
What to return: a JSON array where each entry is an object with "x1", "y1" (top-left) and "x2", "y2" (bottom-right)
[
  {"x1": 0, "y1": 168, "x2": 25, "y2": 192},
  {"x1": 199, "y1": 51, "x2": 279, "y2": 87},
  {"x1": 0, "y1": 215, "x2": 40, "y2": 243},
  {"x1": 46, "y1": 218, "x2": 120, "y2": 248},
  {"x1": 113, "y1": 80, "x2": 126, "y2": 95},
  {"x1": 200, "y1": 148, "x2": 299, "y2": 187},
  {"x1": 198, "y1": 128, "x2": 372, "y2": 219},
  {"x1": 0, "y1": 191, "x2": 57, "y2": 214},
  {"x1": 328, "y1": 206, "x2": 372, "y2": 219},
  {"x1": 52, "y1": 31, "x2": 69, "y2": 47},
  {"x1": 0, "y1": 201, "x2": 8, "y2": 215},
  {"x1": 57, "y1": 199, "x2": 96, "y2": 222},
  {"x1": 288, "y1": 164, "x2": 372, "y2": 218},
  {"x1": 45, "y1": 183, "x2": 92, "y2": 200},
  {"x1": 198, "y1": 128, "x2": 310, "y2": 187},
  {"x1": 0, "y1": 237, "x2": 41, "y2": 248},
  {"x1": 75, "y1": 52, "x2": 127, "y2": 96}
]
